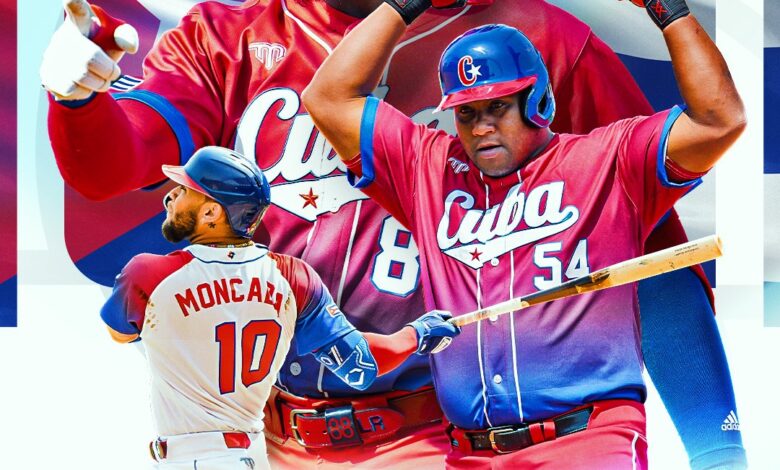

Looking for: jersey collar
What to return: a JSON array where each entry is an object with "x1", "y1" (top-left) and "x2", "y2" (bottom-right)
[{"x1": 185, "y1": 244, "x2": 268, "y2": 264}]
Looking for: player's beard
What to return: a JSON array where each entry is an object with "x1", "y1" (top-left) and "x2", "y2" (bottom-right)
[{"x1": 162, "y1": 208, "x2": 197, "y2": 243}]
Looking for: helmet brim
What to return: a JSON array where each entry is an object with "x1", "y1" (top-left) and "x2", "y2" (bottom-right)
[
  {"x1": 435, "y1": 76, "x2": 538, "y2": 112},
  {"x1": 162, "y1": 164, "x2": 211, "y2": 196}
]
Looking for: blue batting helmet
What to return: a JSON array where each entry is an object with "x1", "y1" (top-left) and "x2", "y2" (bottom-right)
[
  {"x1": 437, "y1": 24, "x2": 555, "y2": 128},
  {"x1": 162, "y1": 146, "x2": 271, "y2": 238}
]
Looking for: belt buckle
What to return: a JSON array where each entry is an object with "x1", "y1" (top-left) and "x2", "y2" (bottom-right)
[
  {"x1": 289, "y1": 408, "x2": 318, "y2": 446},
  {"x1": 488, "y1": 426, "x2": 517, "y2": 454}
]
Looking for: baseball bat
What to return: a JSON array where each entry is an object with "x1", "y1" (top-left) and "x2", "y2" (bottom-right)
[{"x1": 449, "y1": 235, "x2": 722, "y2": 327}]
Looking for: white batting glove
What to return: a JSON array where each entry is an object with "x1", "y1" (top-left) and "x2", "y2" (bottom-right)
[{"x1": 40, "y1": 0, "x2": 139, "y2": 101}]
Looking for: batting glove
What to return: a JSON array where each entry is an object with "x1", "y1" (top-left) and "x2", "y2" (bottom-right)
[
  {"x1": 384, "y1": 0, "x2": 471, "y2": 25},
  {"x1": 41, "y1": 0, "x2": 139, "y2": 102},
  {"x1": 623, "y1": 0, "x2": 690, "y2": 30},
  {"x1": 407, "y1": 310, "x2": 461, "y2": 355}
]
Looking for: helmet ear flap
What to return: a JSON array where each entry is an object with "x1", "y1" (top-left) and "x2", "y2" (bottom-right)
[{"x1": 524, "y1": 82, "x2": 555, "y2": 128}]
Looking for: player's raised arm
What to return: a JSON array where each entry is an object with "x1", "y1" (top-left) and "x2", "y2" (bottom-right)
[
  {"x1": 629, "y1": 0, "x2": 745, "y2": 171},
  {"x1": 303, "y1": 1, "x2": 463, "y2": 160},
  {"x1": 302, "y1": 3, "x2": 404, "y2": 160}
]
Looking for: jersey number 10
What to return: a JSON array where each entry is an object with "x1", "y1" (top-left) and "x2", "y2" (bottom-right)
[{"x1": 215, "y1": 319, "x2": 282, "y2": 394}]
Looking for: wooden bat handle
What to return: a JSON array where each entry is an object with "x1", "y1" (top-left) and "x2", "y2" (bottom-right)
[{"x1": 449, "y1": 235, "x2": 722, "y2": 328}]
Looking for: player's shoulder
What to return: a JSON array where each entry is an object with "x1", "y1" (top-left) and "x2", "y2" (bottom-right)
[
  {"x1": 121, "y1": 250, "x2": 194, "y2": 285},
  {"x1": 267, "y1": 251, "x2": 317, "y2": 277},
  {"x1": 559, "y1": 108, "x2": 670, "y2": 150}
]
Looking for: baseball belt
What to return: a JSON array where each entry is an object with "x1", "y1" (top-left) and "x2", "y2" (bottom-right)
[
  {"x1": 447, "y1": 405, "x2": 593, "y2": 455},
  {"x1": 263, "y1": 386, "x2": 443, "y2": 448}
]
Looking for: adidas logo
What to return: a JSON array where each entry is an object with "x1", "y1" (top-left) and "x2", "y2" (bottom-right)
[{"x1": 721, "y1": 410, "x2": 741, "y2": 431}]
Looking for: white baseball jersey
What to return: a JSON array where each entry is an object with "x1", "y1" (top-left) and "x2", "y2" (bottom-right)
[{"x1": 101, "y1": 244, "x2": 354, "y2": 436}]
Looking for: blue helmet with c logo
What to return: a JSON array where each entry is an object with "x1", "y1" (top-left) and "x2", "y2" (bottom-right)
[{"x1": 437, "y1": 24, "x2": 555, "y2": 128}]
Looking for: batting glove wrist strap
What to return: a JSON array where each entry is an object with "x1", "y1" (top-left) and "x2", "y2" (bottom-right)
[
  {"x1": 406, "y1": 310, "x2": 461, "y2": 355},
  {"x1": 384, "y1": 0, "x2": 467, "y2": 25},
  {"x1": 384, "y1": 0, "x2": 431, "y2": 24},
  {"x1": 642, "y1": 0, "x2": 689, "y2": 30}
]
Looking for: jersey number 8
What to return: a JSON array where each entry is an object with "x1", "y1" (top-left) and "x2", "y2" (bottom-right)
[{"x1": 371, "y1": 216, "x2": 421, "y2": 297}]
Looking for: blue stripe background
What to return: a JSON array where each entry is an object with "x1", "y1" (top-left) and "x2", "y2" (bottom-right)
[
  {"x1": 0, "y1": 276, "x2": 17, "y2": 327},
  {"x1": 765, "y1": 47, "x2": 780, "y2": 174},
  {"x1": 74, "y1": 212, "x2": 187, "y2": 287}
]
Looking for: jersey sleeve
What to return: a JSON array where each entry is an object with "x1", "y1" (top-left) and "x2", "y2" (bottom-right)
[
  {"x1": 268, "y1": 253, "x2": 356, "y2": 354},
  {"x1": 99, "y1": 255, "x2": 152, "y2": 342},
  {"x1": 552, "y1": 31, "x2": 655, "y2": 134},
  {"x1": 47, "y1": 92, "x2": 183, "y2": 199},
  {"x1": 100, "y1": 251, "x2": 191, "y2": 343},
  {"x1": 119, "y1": 8, "x2": 221, "y2": 157},
  {"x1": 346, "y1": 97, "x2": 447, "y2": 230},
  {"x1": 615, "y1": 107, "x2": 702, "y2": 235}
]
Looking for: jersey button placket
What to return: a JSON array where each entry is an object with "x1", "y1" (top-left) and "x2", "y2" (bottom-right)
[{"x1": 480, "y1": 250, "x2": 514, "y2": 423}]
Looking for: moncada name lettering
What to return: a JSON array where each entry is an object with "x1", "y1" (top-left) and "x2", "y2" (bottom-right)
[
  {"x1": 175, "y1": 277, "x2": 284, "y2": 317},
  {"x1": 436, "y1": 182, "x2": 579, "y2": 269}
]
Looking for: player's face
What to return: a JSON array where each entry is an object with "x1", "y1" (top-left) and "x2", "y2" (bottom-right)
[
  {"x1": 161, "y1": 185, "x2": 202, "y2": 243},
  {"x1": 454, "y1": 93, "x2": 546, "y2": 177}
]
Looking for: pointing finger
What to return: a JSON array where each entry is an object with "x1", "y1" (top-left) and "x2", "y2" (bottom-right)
[{"x1": 64, "y1": 0, "x2": 95, "y2": 36}]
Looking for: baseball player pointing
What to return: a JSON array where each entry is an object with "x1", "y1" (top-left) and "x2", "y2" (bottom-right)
[
  {"x1": 42, "y1": 0, "x2": 745, "y2": 467},
  {"x1": 304, "y1": 0, "x2": 745, "y2": 467},
  {"x1": 101, "y1": 146, "x2": 459, "y2": 469}
]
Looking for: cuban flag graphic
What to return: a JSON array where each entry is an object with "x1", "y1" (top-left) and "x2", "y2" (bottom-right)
[
  {"x1": 765, "y1": 1, "x2": 780, "y2": 325},
  {"x1": 0, "y1": 0, "x2": 16, "y2": 326}
]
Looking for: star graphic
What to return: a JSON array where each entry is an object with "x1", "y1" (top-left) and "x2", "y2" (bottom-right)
[
  {"x1": 651, "y1": 0, "x2": 667, "y2": 16},
  {"x1": 467, "y1": 63, "x2": 482, "y2": 80},
  {"x1": 300, "y1": 188, "x2": 319, "y2": 209},
  {"x1": 470, "y1": 248, "x2": 483, "y2": 261}
]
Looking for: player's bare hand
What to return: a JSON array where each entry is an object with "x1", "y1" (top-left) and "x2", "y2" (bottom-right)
[
  {"x1": 407, "y1": 310, "x2": 461, "y2": 355},
  {"x1": 40, "y1": 0, "x2": 139, "y2": 101}
]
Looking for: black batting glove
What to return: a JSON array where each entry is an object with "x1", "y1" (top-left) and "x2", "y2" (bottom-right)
[
  {"x1": 640, "y1": 0, "x2": 690, "y2": 30},
  {"x1": 384, "y1": 0, "x2": 467, "y2": 25}
]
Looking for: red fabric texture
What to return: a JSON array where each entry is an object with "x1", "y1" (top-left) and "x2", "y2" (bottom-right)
[
  {"x1": 48, "y1": 94, "x2": 178, "y2": 200},
  {"x1": 266, "y1": 252, "x2": 321, "y2": 318}
]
